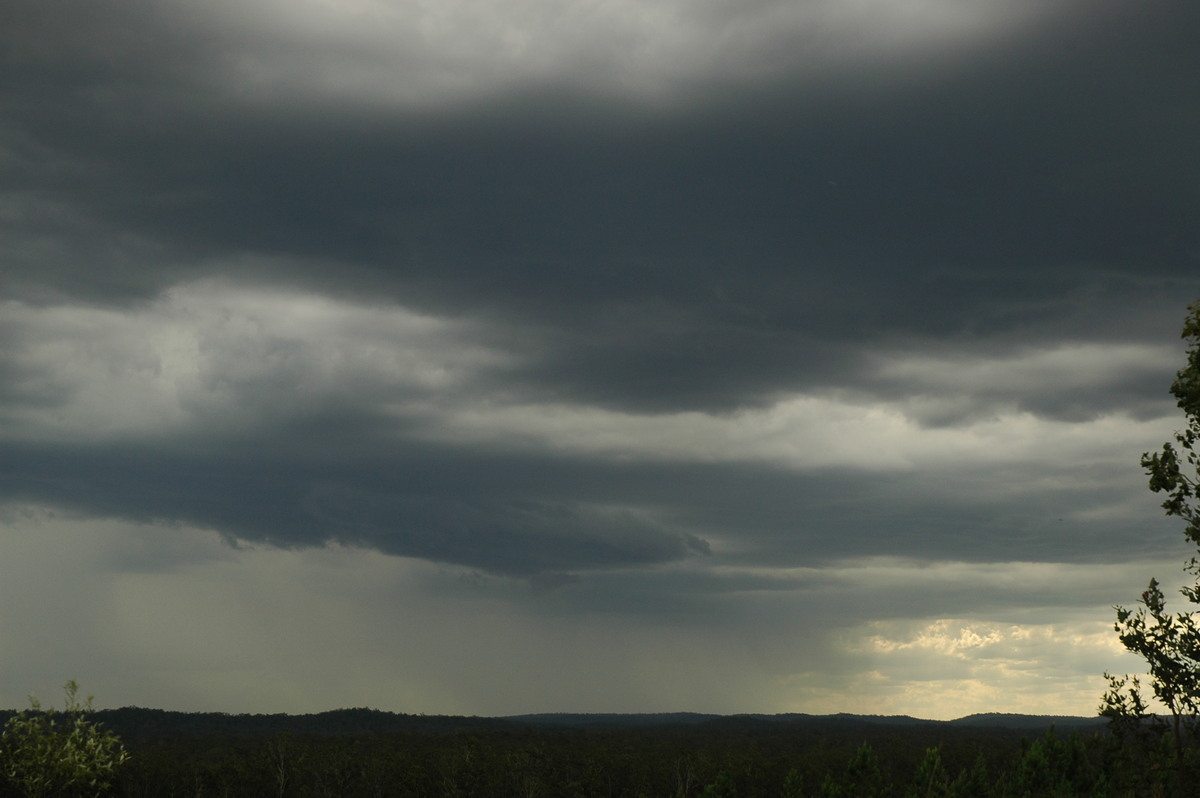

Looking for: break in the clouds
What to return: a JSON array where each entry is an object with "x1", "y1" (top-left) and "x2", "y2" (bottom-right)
[{"x1": 1, "y1": 0, "x2": 1199, "y2": 718}]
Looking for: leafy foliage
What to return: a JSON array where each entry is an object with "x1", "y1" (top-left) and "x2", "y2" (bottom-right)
[
  {"x1": 0, "y1": 681, "x2": 128, "y2": 798},
  {"x1": 1102, "y1": 299, "x2": 1200, "y2": 779}
]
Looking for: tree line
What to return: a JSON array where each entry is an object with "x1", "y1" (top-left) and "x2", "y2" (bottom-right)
[{"x1": 0, "y1": 702, "x2": 1167, "y2": 797}]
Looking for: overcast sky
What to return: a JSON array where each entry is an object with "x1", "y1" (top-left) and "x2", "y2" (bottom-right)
[{"x1": 2, "y1": 0, "x2": 1199, "y2": 720}]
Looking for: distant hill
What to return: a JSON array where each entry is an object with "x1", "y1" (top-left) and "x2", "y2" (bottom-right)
[
  {"x1": 0, "y1": 706, "x2": 1108, "y2": 738},
  {"x1": 506, "y1": 712, "x2": 721, "y2": 728},
  {"x1": 507, "y1": 711, "x2": 1101, "y2": 731},
  {"x1": 0, "y1": 707, "x2": 519, "y2": 740},
  {"x1": 948, "y1": 713, "x2": 1107, "y2": 730}
]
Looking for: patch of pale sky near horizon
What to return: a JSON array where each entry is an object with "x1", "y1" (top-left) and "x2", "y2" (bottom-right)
[
  {"x1": 814, "y1": 613, "x2": 1162, "y2": 719},
  {"x1": 1, "y1": 283, "x2": 1178, "y2": 478},
  {"x1": 174, "y1": 0, "x2": 1074, "y2": 107},
  {"x1": 789, "y1": 670, "x2": 1117, "y2": 720},
  {"x1": 0, "y1": 507, "x2": 1171, "y2": 717}
]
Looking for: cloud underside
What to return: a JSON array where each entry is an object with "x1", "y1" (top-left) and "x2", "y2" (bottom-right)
[{"x1": 0, "y1": 281, "x2": 1185, "y2": 576}]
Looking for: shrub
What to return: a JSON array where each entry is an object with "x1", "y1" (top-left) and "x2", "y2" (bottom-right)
[{"x1": 0, "y1": 681, "x2": 129, "y2": 798}]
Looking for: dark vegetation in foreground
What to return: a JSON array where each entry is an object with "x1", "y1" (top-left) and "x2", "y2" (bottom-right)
[{"x1": 6, "y1": 704, "x2": 1200, "y2": 797}]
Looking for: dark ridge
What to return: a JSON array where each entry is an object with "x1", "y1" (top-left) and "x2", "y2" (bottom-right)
[
  {"x1": 503, "y1": 711, "x2": 1097, "y2": 732},
  {"x1": 0, "y1": 706, "x2": 521, "y2": 740},
  {"x1": 505, "y1": 712, "x2": 721, "y2": 728},
  {"x1": 948, "y1": 713, "x2": 1108, "y2": 729},
  {"x1": 0, "y1": 706, "x2": 1107, "y2": 738}
]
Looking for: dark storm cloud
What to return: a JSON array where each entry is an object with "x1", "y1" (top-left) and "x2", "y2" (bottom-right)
[
  {"x1": 5, "y1": 0, "x2": 1197, "y2": 322},
  {"x1": 0, "y1": 413, "x2": 1174, "y2": 578},
  {"x1": 1, "y1": 0, "x2": 1198, "y2": 583},
  {"x1": 0, "y1": 438, "x2": 708, "y2": 575}
]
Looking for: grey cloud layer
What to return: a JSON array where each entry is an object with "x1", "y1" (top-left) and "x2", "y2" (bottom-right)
[{"x1": 2, "y1": 0, "x2": 1198, "y2": 584}]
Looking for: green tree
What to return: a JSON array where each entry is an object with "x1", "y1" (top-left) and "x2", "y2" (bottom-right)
[
  {"x1": 948, "y1": 753, "x2": 991, "y2": 798},
  {"x1": 1103, "y1": 300, "x2": 1200, "y2": 771},
  {"x1": 816, "y1": 741, "x2": 886, "y2": 798},
  {"x1": 1006, "y1": 728, "x2": 1104, "y2": 797},
  {"x1": 905, "y1": 746, "x2": 950, "y2": 798},
  {"x1": 700, "y1": 769, "x2": 737, "y2": 798},
  {"x1": 0, "y1": 681, "x2": 129, "y2": 798},
  {"x1": 781, "y1": 768, "x2": 804, "y2": 798}
]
